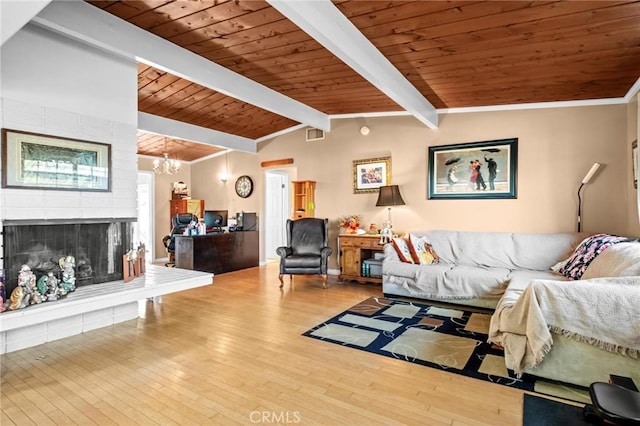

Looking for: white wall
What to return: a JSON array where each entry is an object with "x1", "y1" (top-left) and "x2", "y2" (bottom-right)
[
  {"x1": 189, "y1": 105, "x2": 633, "y2": 269},
  {"x1": 0, "y1": 24, "x2": 138, "y2": 221},
  {"x1": 0, "y1": 24, "x2": 138, "y2": 267}
]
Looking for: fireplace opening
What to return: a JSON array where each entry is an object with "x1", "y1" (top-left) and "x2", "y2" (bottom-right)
[{"x1": 2, "y1": 220, "x2": 134, "y2": 297}]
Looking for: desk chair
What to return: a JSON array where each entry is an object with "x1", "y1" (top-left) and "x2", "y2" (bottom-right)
[
  {"x1": 584, "y1": 377, "x2": 640, "y2": 425},
  {"x1": 163, "y1": 213, "x2": 198, "y2": 266}
]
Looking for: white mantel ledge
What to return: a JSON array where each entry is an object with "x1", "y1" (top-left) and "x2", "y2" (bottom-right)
[{"x1": 0, "y1": 265, "x2": 213, "y2": 352}]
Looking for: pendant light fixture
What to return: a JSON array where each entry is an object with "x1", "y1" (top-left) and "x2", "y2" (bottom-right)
[{"x1": 153, "y1": 137, "x2": 180, "y2": 175}]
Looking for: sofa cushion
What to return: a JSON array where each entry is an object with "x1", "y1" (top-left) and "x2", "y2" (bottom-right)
[
  {"x1": 410, "y1": 230, "x2": 584, "y2": 271},
  {"x1": 391, "y1": 237, "x2": 414, "y2": 263},
  {"x1": 411, "y1": 264, "x2": 512, "y2": 299},
  {"x1": 282, "y1": 254, "x2": 321, "y2": 269},
  {"x1": 558, "y1": 234, "x2": 633, "y2": 280},
  {"x1": 582, "y1": 242, "x2": 640, "y2": 279},
  {"x1": 497, "y1": 270, "x2": 568, "y2": 309},
  {"x1": 408, "y1": 233, "x2": 440, "y2": 265}
]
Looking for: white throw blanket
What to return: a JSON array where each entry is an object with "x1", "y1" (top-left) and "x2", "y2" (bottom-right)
[{"x1": 489, "y1": 276, "x2": 640, "y2": 375}]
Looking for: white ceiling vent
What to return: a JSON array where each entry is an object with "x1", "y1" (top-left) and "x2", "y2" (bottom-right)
[{"x1": 306, "y1": 128, "x2": 325, "y2": 141}]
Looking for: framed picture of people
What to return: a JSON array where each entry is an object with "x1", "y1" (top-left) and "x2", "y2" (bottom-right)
[
  {"x1": 352, "y1": 156, "x2": 391, "y2": 194},
  {"x1": 428, "y1": 138, "x2": 518, "y2": 199}
]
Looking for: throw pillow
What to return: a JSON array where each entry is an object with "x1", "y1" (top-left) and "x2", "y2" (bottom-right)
[
  {"x1": 582, "y1": 242, "x2": 640, "y2": 279},
  {"x1": 558, "y1": 234, "x2": 633, "y2": 280},
  {"x1": 391, "y1": 237, "x2": 414, "y2": 263},
  {"x1": 407, "y1": 233, "x2": 440, "y2": 265},
  {"x1": 550, "y1": 260, "x2": 568, "y2": 273}
]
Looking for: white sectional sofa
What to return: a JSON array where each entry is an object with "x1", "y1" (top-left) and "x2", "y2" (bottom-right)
[
  {"x1": 382, "y1": 230, "x2": 584, "y2": 308},
  {"x1": 382, "y1": 230, "x2": 640, "y2": 387}
]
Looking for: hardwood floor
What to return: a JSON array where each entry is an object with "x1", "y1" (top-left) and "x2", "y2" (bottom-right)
[{"x1": 1, "y1": 263, "x2": 525, "y2": 425}]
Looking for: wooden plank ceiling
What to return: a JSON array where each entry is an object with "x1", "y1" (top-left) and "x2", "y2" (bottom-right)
[
  {"x1": 88, "y1": 0, "x2": 640, "y2": 161},
  {"x1": 136, "y1": 130, "x2": 223, "y2": 162}
]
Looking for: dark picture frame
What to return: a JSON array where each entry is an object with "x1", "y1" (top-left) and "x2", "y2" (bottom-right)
[
  {"x1": 633, "y1": 140, "x2": 638, "y2": 189},
  {"x1": 428, "y1": 138, "x2": 518, "y2": 199},
  {"x1": 1, "y1": 128, "x2": 111, "y2": 191},
  {"x1": 352, "y1": 156, "x2": 391, "y2": 194}
]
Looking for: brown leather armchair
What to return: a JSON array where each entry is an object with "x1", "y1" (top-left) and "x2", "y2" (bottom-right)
[{"x1": 276, "y1": 218, "x2": 332, "y2": 288}]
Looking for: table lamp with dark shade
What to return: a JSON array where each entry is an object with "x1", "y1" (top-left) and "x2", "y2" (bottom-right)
[{"x1": 376, "y1": 185, "x2": 405, "y2": 243}]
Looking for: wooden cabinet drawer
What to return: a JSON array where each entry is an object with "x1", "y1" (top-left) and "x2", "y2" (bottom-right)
[
  {"x1": 354, "y1": 238, "x2": 374, "y2": 248},
  {"x1": 369, "y1": 239, "x2": 384, "y2": 250},
  {"x1": 340, "y1": 238, "x2": 355, "y2": 248},
  {"x1": 340, "y1": 236, "x2": 383, "y2": 249}
]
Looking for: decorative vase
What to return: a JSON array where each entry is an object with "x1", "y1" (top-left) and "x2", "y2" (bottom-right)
[
  {"x1": 138, "y1": 253, "x2": 146, "y2": 275},
  {"x1": 123, "y1": 255, "x2": 135, "y2": 283}
]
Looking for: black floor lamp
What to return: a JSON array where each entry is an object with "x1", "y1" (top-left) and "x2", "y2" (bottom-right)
[{"x1": 577, "y1": 162, "x2": 601, "y2": 232}]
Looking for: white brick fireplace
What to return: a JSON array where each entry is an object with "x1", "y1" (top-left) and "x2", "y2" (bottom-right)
[{"x1": 0, "y1": 21, "x2": 213, "y2": 353}]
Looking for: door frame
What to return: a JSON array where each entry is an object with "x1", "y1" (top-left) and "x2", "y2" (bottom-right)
[
  {"x1": 264, "y1": 169, "x2": 291, "y2": 260},
  {"x1": 137, "y1": 170, "x2": 155, "y2": 261}
]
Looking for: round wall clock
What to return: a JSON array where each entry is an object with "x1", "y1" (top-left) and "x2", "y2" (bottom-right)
[{"x1": 235, "y1": 175, "x2": 253, "y2": 198}]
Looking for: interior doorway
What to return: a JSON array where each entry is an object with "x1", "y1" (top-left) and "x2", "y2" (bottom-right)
[
  {"x1": 135, "y1": 171, "x2": 155, "y2": 261},
  {"x1": 264, "y1": 170, "x2": 290, "y2": 260}
]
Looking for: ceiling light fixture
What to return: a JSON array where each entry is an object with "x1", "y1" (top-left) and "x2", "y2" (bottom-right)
[{"x1": 153, "y1": 138, "x2": 180, "y2": 175}]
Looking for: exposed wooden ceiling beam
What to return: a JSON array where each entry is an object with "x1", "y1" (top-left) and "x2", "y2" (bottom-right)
[
  {"x1": 138, "y1": 112, "x2": 257, "y2": 154},
  {"x1": 31, "y1": 1, "x2": 331, "y2": 132},
  {"x1": 268, "y1": 0, "x2": 438, "y2": 129}
]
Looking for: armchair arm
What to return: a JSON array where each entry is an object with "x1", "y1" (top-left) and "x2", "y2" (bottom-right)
[
  {"x1": 320, "y1": 247, "x2": 333, "y2": 260},
  {"x1": 276, "y1": 247, "x2": 292, "y2": 258}
]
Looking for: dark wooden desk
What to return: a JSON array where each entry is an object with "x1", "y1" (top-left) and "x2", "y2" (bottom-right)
[{"x1": 174, "y1": 231, "x2": 259, "y2": 274}]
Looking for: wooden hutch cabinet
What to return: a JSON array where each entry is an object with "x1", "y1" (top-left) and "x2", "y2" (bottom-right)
[
  {"x1": 291, "y1": 180, "x2": 316, "y2": 219},
  {"x1": 338, "y1": 234, "x2": 384, "y2": 284},
  {"x1": 169, "y1": 198, "x2": 204, "y2": 227}
]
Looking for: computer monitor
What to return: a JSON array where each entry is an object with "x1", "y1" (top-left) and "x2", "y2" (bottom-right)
[
  {"x1": 235, "y1": 212, "x2": 257, "y2": 231},
  {"x1": 204, "y1": 210, "x2": 228, "y2": 230}
]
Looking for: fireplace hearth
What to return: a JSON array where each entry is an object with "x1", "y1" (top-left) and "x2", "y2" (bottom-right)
[{"x1": 2, "y1": 219, "x2": 135, "y2": 297}]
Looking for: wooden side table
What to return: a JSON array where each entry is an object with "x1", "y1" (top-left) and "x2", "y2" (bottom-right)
[{"x1": 338, "y1": 234, "x2": 385, "y2": 284}]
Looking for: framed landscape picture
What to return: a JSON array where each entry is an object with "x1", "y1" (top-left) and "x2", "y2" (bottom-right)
[
  {"x1": 1, "y1": 128, "x2": 111, "y2": 191},
  {"x1": 428, "y1": 138, "x2": 518, "y2": 199},
  {"x1": 352, "y1": 156, "x2": 391, "y2": 194}
]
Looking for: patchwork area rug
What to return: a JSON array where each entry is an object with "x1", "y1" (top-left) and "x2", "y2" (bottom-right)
[
  {"x1": 523, "y1": 394, "x2": 589, "y2": 426},
  {"x1": 303, "y1": 296, "x2": 535, "y2": 391}
]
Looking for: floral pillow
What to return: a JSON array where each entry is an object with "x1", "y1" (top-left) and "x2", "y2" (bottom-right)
[
  {"x1": 408, "y1": 233, "x2": 440, "y2": 265},
  {"x1": 391, "y1": 237, "x2": 415, "y2": 263},
  {"x1": 558, "y1": 233, "x2": 633, "y2": 280}
]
